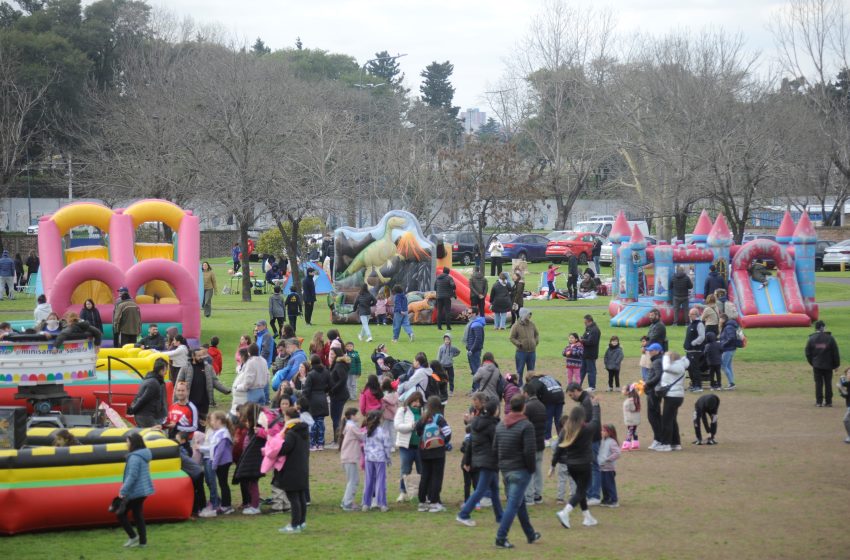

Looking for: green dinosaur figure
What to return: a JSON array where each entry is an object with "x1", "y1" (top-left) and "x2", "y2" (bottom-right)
[{"x1": 337, "y1": 216, "x2": 407, "y2": 283}]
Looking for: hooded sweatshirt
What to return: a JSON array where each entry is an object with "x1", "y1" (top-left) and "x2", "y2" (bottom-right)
[
  {"x1": 33, "y1": 302, "x2": 53, "y2": 322},
  {"x1": 509, "y1": 308, "x2": 539, "y2": 352}
]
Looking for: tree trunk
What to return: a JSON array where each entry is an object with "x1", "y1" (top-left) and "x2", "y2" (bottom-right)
[
  {"x1": 288, "y1": 217, "x2": 302, "y2": 295},
  {"x1": 554, "y1": 193, "x2": 567, "y2": 230},
  {"x1": 240, "y1": 224, "x2": 252, "y2": 302}
]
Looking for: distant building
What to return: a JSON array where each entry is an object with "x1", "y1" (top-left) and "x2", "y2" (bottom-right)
[{"x1": 460, "y1": 108, "x2": 486, "y2": 134}]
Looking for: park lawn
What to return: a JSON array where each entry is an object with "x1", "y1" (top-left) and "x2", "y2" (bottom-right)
[{"x1": 2, "y1": 257, "x2": 850, "y2": 559}]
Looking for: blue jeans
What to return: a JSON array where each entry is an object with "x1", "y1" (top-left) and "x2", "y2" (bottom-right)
[
  {"x1": 497, "y1": 470, "x2": 536, "y2": 542},
  {"x1": 593, "y1": 256, "x2": 600, "y2": 273},
  {"x1": 203, "y1": 457, "x2": 220, "y2": 508},
  {"x1": 359, "y1": 315, "x2": 372, "y2": 340},
  {"x1": 246, "y1": 388, "x2": 265, "y2": 405},
  {"x1": 310, "y1": 416, "x2": 326, "y2": 447},
  {"x1": 545, "y1": 402, "x2": 563, "y2": 440},
  {"x1": 459, "y1": 468, "x2": 503, "y2": 521},
  {"x1": 494, "y1": 312, "x2": 507, "y2": 329},
  {"x1": 468, "y1": 350, "x2": 481, "y2": 388},
  {"x1": 601, "y1": 471, "x2": 618, "y2": 504},
  {"x1": 588, "y1": 440, "x2": 601, "y2": 500},
  {"x1": 392, "y1": 311, "x2": 413, "y2": 341},
  {"x1": 641, "y1": 366, "x2": 649, "y2": 382},
  {"x1": 515, "y1": 351, "x2": 536, "y2": 383},
  {"x1": 721, "y1": 350, "x2": 736, "y2": 385},
  {"x1": 399, "y1": 446, "x2": 422, "y2": 492},
  {"x1": 581, "y1": 359, "x2": 598, "y2": 390}
]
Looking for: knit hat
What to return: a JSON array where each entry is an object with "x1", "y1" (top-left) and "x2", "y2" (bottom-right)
[{"x1": 518, "y1": 308, "x2": 531, "y2": 320}]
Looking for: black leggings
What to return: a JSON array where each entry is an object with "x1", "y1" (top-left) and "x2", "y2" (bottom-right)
[
  {"x1": 607, "y1": 369, "x2": 620, "y2": 388},
  {"x1": 270, "y1": 317, "x2": 285, "y2": 336},
  {"x1": 216, "y1": 463, "x2": 232, "y2": 508},
  {"x1": 567, "y1": 463, "x2": 591, "y2": 511},
  {"x1": 117, "y1": 497, "x2": 147, "y2": 544},
  {"x1": 661, "y1": 396, "x2": 684, "y2": 446},
  {"x1": 419, "y1": 456, "x2": 446, "y2": 504},
  {"x1": 304, "y1": 302, "x2": 314, "y2": 324},
  {"x1": 285, "y1": 490, "x2": 307, "y2": 527},
  {"x1": 707, "y1": 365, "x2": 721, "y2": 388},
  {"x1": 445, "y1": 366, "x2": 455, "y2": 392}
]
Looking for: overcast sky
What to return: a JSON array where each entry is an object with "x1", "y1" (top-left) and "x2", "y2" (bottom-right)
[{"x1": 155, "y1": 0, "x2": 789, "y2": 113}]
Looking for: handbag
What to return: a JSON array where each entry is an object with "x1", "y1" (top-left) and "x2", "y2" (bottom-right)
[
  {"x1": 108, "y1": 496, "x2": 127, "y2": 515},
  {"x1": 655, "y1": 374, "x2": 685, "y2": 398},
  {"x1": 402, "y1": 473, "x2": 420, "y2": 497}
]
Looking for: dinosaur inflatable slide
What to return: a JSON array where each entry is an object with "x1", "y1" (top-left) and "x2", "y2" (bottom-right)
[
  {"x1": 330, "y1": 211, "x2": 483, "y2": 324},
  {"x1": 608, "y1": 209, "x2": 817, "y2": 328}
]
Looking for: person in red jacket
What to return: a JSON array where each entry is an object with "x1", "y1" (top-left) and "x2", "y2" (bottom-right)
[{"x1": 206, "y1": 337, "x2": 223, "y2": 376}]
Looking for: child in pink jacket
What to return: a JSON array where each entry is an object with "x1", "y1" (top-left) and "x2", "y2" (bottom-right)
[
  {"x1": 339, "y1": 408, "x2": 365, "y2": 511},
  {"x1": 380, "y1": 378, "x2": 399, "y2": 451}
]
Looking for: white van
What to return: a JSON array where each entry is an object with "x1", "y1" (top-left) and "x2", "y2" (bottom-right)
[{"x1": 574, "y1": 216, "x2": 649, "y2": 238}]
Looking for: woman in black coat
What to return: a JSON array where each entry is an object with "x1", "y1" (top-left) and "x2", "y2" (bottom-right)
[
  {"x1": 80, "y1": 299, "x2": 104, "y2": 334},
  {"x1": 273, "y1": 409, "x2": 310, "y2": 533},
  {"x1": 233, "y1": 402, "x2": 265, "y2": 514},
  {"x1": 489, "y1": 273, "x2": 512, "y2": 330},
  {"x1": 328, "y1": 347, "x2": 350, "y2": 446},
  {"x1": 303, "y1": 354, "x2": 331, "y2": 450},
  {"x1": 457, "y1": 398, "x2": 504, "y2": 524}
]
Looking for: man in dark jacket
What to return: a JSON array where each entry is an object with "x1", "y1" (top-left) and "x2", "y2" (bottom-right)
[
  {"x1": 521, "y1": 383, "x2": 547, "y2": 506},
  {"x1": 128, "y1": 359, "x2": 167, "y2": 427},
  {"x1": 641, "y1": 343, "x2": 665, "y2": 448},
  {"x1": 284, "y1": 287, "x2": 302, "y2": 332},
  {"x1": 646, "y1": 308, "x2": 668, "y2": 351},
  {"x1": 469, "y1": 267, "x2": 488, "y2": 317},
  {"x1": 567, "y1": 382, "x2": 602, "y2": 504},
  {"x1": 804, "y1": 320, "x2": 841, "y2": 407},
  {"x1": 255, "y1": 320, "x2": 276, "y2": 369},
  {"x1": 434, "y1": 267, "x2": 456, "y2": 331},
  {"x1": 303, "y1": 355, "x2": 331, "y2": 449},
  {"x1": 526, "y1": 372, "x2": 565, "y2": 441},
  {"x1": 137, "y1": 324, "x2": 165, "y2": 351},
  {"x1": 683, "y1": 308, "x2": 706, "y2": 392},
  {"x1": 567, "y1": 253, "x2": 579, "y2": 300},
  {"x1": 493, "y1": 395, "x2": 540, "y2": 548},
  {"x1": 302, "y1": 270, "x2": 317, "y2": 325},
  {"x1": 670, "y1": 265, "x2": 693, "y2": 326},
  {"x1": 465, "y1": 309, "x2": 486, "y2": 386},
  {"x1": 703, "y1": 265, "x2": 726, "y2": 299},
  {"x1": 591, "y1": 238, "x2": 602, "y2": 274},
  {"x1": 321, "y1": 234, "x2": 334, "y2": 272},
  {"x1": 113, "y1": 287, "x2": 141, "y2": 347},
  {"x1": 580, "y1": 315, "x2": 601, "y2": 391}
]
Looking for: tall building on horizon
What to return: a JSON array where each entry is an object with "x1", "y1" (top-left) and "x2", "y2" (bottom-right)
[{"x1": 460, "y1": 108, "x2": 486, "y2": 134}]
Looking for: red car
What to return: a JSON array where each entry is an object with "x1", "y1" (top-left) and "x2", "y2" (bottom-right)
[{"x1": 545, "y1": 232, "x2": 605, "y2": 264}]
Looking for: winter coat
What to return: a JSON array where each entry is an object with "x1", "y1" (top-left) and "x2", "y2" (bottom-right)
[
  {"x1": 113, "y1": 297, "x2": 141, "y2": 336},
  {"x1": 33, "y1": 302, "x2": 53, "y2": 323},
  {"x1": 511, "y1": 280, "x2": 525, "y2": 308},
  {"x1": 234, "y1": 429, "x2": 266, "y2": 481},
  {"x1": 704, "y1": 272, "x2": 726, "y2": 297},
  {"x1": 364, "y1": 426, "x2": 392, "y2": 463},
  {"x1": 647, "y1": 319, "x2": 667, "y2": 350},
  {"x1": 701, "y1": 304, "x2": 721, "y2": 328},
  {"x1": 238, "y1": 356, "x2": 270, "y2": 391},
  {"x1": 464, "y1": 414, "x2": 499, "y2": 471},
  {"x1": 53, "y1": 320, "x2": 102, "y2": 347},
  {"x1": 576, "y1": 390, "x2": 601, "y2": 442},
  {"x1": 469, "y1": 273, "x2": 488, "y2": 302},
  {"x1": 509, "y1": 316, "x2": 539, "y2": 352},
  {"x1": 603, "y1": 345, "x2": 624, "y2": 371},
  {"x1": 489, "y1": 281, "x2": 512, "y2": 313},
  {"x1": 684, "y1": 319, "x2": 706, "y2": 352},
  {"x1": 465, "y1": 317, "x2": 485, "y2": 352},
  {"x1": 434, "y1": 272, "x2": 456, "y2": 299},
  {"x1": 285, "y1": 292, "x2": 302, "y2": 315},
  {"x1": 494, "y1": 412, "x2": 536, "y2": 473},
  {"x1": 382, "y1": 392, "x2": 399, "y2": 422},
  {"x1": 177, "y1": 362, "x2": 230, "y2": 414},
  {"x1": 273, "y1": 420, "x2": 310, "y2": 492},
  {"x1": 659, "y1": 354, "x2": 689, "y2": 398},
  {"x1": 128, "y1": 372, "x2": 165, "y2": 425},
  {"x1": 414, "y1": 412, "x2": 452, "y2": 460},
  {"x1": 598, "y1": 437, "x2": 621, "y2": 472},
  {"x1": 340, "y1": 420, "x2": 365, "y2": 464},
  {"x1": 329, "y1": 355, "x2": 351, "y2": 401},
  {"x1": 502, "y1": 381, "x2": 521, "y2": 415},
  {"x1": 303, "y1": 366, "x2": 331, "y2": 417},
  {"x1": 645, "y1": 353, "x2": 664, "y2": 397},
  {"x1": 255, "y1": 329, "x2": 275, "y2": 367},
  {"x1": 702, "y1": 332, "x2": 722, "y2": 366},
  {"x1": 138, "y1": 332, "x2": 165, "y2": 351},
  {"x1": 472, "y1": 361, "x2": 502, "y2": 404},
  {"x1": 394, "y1": 405, "x2": 421, "y2": 449},
  {"x1": 525, "y1": 375, "x2": 565, "y2": 406},
  {"x1": 303, "y1": 275, "x2": 316, "y2": 303},
  {"x1": 437, "y1": 343, "x2": 460, "y2": 367},
  {"x1": 670, "y1": 271, "x2": 693, "y2": 299},
  {"x1": 563, "y1": 341, "x2": 584, "y2": 369},
  {"x1": 359, "y1": 389, "x2": 383, "y2": 416},
  {"x1": 805, "y1": 330, "x2": 841, "y2": 371},
  {"x1": 719, "y1": 319, "x2": 741, "y2": 352},
  {"x1": 120, "y1": 448, "x2": 154, "y2": 499},
  {"x1": 523, "y1": 396, "x2": 547, "y2": 452},
  {"x1": 356, "y1": 292, "x2": 377, "y2": 317},
  {"x1": 272, "y1": 349, "x2": 307, "y2": 391},
  {"x1": 581, "y1": 321, "x2": 601, "y2": 360},
  {"x1": 397, "y1": 367, "x2": 430, "y2": 399},
  {"x1": 0, "y1": 253, "x2": 15, "y2": 277},
  {"x1": 269, "y1": 293, "x2": 286, "y2": 318},
  {"x1": 623, "y1": 397, "x2": 641, "y2": 426},
  {"x1": 79, "y1": 307, "x2": 103, "y2": 334},
  {"x1": 393, "y1": 293, "x2": 408, "y2": 315},
  {"x1": 552, "y1": 403, "x2": 600, "y2": 467},
  {"x1": 203, "y1": 268, "x2": 218, "y2": 292}
]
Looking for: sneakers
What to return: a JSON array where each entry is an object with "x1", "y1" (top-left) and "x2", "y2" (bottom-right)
[
  {"x1": 278, "y1": 525, "x2": 302, "y2": 534},
  {"x1": 494, "y1": 539, "x2": 514, "y2": 549},
  {"x1": 672, "y1": 445, "x2": 683, "y2": 451},
  {"x1": 723, "y1": 384, "x2": 736, "y2": 390},
  {"x1": 534, "y1": 496, "x2": 543, "y2": 505},
  {"x1": 706, "y1": 438, "x2": 718, "y2": 445},
  {"x1": 380, "y1": 506, "x2": 389, "y2": 512},
  {"x1": 621, "y1": 440, "x2": 632, "y2": 451},
  {"x1": 556, "y1": 508, "x2": 571, "y2": 529},
  {"x1": 408, "y1": 333, "x2": 415, "y2": 342},
  {"x1": 198, "y1": 506, "x2": 217, "y2": 518},
  {"x1": 844, "y1": 436, "x2": 850, "y2": 444},
  {"x1": 397, "y1": 492, "x2": 408, "y2": 503},
  {"x1": 601, "y1": 501, "x2": 619, "y2": 508},
  {"x1": 582, "y1": 511, "x2": 598, "y2": 526},
  {"x1": 123, "y1": 536, "x2": 140, "y2": 548},
  {"x1": 648, "y1": 441, "x2": 660, "y2": 450},
  {"x1": 527, "y1": 531, "x2": 542, "y2": 544},
  {"x1": 367, "y1": 337, "x2": 373, "y2": 342},
  {"x1": 219, "y1": 506, "x2": 235, "y2": 515},
  {"x1": 456, "y1": 515, "x2": 477, "y2": 527},
  {"x1": 361, "y1": 505, "x2": 370, "y2": 512},
  {"x1": 631, "y1": 440, "x2": 640, "y2": 450},
  {"x1": 340, "y1": 504, "x2": 357, "y2": 512},
  {"x1": 556, "y1": 498, "x2": 565, "y2": 504},
  {"x1": 417, "y1": 503, "x2": 430, "y2": 512},
  {"x1": 586, "y1": 498, "x2": 601, "y2": 506},
  {"x1": 524, "y1": 499, "x2": 535, "y2": 506},
  {"x1": 324, "y1": 442, "x2": 339, "y2": 450},
  {"x1": 654, "y1": 444, "x2": 672, "y2": 452},
  {"x1": 479, "y1": 497, "x2": 492, "y2": 508},
  {"x1": 691, "y1": 387, "x2": 704, "y2": 393},
  {"x1": 242, "y1": 507, "x2": 261, "y2": 515},
  {"x1": 358, "y1": 334, "x2": 363, "y2": 341},
  {"x1": 693, "y1": 439, "x2": 703, "y2": 445},
  {"x1": 429, "y1": 503, "x2": 446, "y2": 513}
]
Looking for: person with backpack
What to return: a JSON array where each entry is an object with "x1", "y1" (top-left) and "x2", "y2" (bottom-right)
[
  {"x1": 493, "y1": 394, "x2": 541, "y2": 549},
  {"x1": 520, "y1": 380, "x2": 547, "y2": 506},
  {"x1": 472, "y1": 352, "x2": 504, "y2": 406},
  {"x1": 428, "y1": 361, "x2": 450, "y2": 404},
  {"x1": 718, "y1": 313, "x2": 742, "y2": 390},
  {"x1": 414, "y1": 396, "x2": 452, "y2": 513}
]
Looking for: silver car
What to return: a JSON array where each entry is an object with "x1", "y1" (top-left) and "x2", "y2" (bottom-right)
[
  {"x1": 822, "y1": 239, "x2": 850, "y2": 271},
  {"x1": 599, "y1": 236, "x2": 657, "y2": 265}
]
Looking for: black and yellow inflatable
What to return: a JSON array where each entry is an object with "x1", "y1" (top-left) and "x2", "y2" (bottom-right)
[{"x1": 0, "y1": 428, "x2": 192, "y2": 534}]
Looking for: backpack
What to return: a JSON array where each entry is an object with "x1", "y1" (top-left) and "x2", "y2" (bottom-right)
[
  {"x1": 495, "y1": 374, "x2": 505, "y2": 399},
  {"x1": 420, "y1": 413, "x2": 446, "y2": 450},
  {"x1": 391, "y1": 360, "x2": 413, "y2": 380},
  {"x1": 425, "y1": 373, "x2": 442, "y2": 399}
]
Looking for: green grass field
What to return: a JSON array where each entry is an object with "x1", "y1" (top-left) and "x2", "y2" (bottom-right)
[{"x1": 1, "y1": 259, "x2": 848, "y2": 558}]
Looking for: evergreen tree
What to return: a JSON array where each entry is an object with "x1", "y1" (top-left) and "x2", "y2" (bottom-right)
[
  {"x1": 251, "y1": 37, "x2": 270, "y2": 55},
  {"x1": 476, "y1": 117, "x2": 502, "y2": 142},
  {"x1": 420, "y1": 60, "x2": 459, "y2": 118},
  {"x1": 366, "y1": 50, "x2": 406, "y2": 92}
]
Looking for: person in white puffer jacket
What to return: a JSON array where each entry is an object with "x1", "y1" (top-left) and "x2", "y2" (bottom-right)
[{"x1": 656, "y1": 352, "x2": 689, "y2": 452}]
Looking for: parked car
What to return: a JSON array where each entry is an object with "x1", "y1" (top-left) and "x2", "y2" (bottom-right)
[
  {"x1": 574, "y1": 217, "x2": 649, "y2": 238},
  {"x1": 490, "y1": 233, "x2": 550, "y2": 262},
  {"x1": 815, "y1": 240, "x2": 835, "y2": 270},
  {"x1": 440, "y1": 231, "x2": 480, "y2": 266},
  {"x1": 599, "y1": 235, "x2": 658, "y2": 265},
  {"x1": 545, "y1": 232, "x2": 605, "y2": 264},
  {"x1": 823, "y1": 239, "x2": 850, "y2": 271},
  {"x1": 26, "y1": 224, "x2": 39, "y2": 235}
]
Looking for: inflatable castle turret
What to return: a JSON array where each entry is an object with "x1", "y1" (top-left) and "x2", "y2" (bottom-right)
[
  {"x1": 793, "y1": 212, "x2": 818, "y2": 321},
  {"x1": 691, "y1": 210, "x2": 714, "y2": 300}
]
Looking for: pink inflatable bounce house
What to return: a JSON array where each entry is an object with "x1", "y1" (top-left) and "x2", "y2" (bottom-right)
[{"x1": 37, "y1": 199, "x2": 201, "y2": 345}]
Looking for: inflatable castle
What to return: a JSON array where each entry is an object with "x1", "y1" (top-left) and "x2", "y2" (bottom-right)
[{"x1": 608, "y1": 209, "x2": 817, "y2": 328}]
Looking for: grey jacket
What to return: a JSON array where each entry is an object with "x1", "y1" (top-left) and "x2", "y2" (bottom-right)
[
  {"x1": 437, "y1": 343, "x2": 460, "y2": 367},
  {"x1": 269, "y1": 293, "x2": 286, "y2": 318}
]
